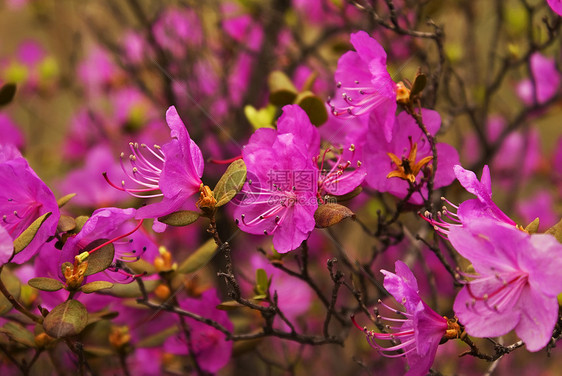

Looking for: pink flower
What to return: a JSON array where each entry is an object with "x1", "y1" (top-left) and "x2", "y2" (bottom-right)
[
  {"x1": 235, "y1": 105, "x2": 365, "y2": 252},
  {"x1": 450, "y1": 218, "x2": 562, "y2": 351},
  {"x1": 516, "y1": 52, "x2": 561, "y2": 105},
  {"x1": 353, "y1": 261, "x2": 448, "y2": 376},
  {"x1": 422, "y1": 165, "x2": 516, "y2": 234},
  {"x1": 0, "y1": 155, "x2": 60, "y2": 264},
  {"x1": 328, "y1": 31, "x2": 397, "y2": 142},
  {"x1": 105, "y1": 106, "x2": 204, "y2": 229},
  {"x1": 234, "y1": 119, "x2": 319, "y2": 252},
  {"x1": 364, "y1": 109, "x2": 459, "y2": 204}
]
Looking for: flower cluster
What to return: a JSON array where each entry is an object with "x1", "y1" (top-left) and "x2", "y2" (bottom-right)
[{"x1": 1, "y1": 2, "x2": 562, "y2": 375}]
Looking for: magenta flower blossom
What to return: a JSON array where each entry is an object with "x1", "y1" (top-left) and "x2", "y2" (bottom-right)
[
  {"x1": 422, "y1": 165, "x2": 516, "y2": 235},
  {"x1": 235, "y1": 105, "x2": 364, "y2": 251},
  {"x1": 234, "y1": 131, "x2": 318, "y2": 253},
  {"x1": 77, "y1": 46, "x2": 120, "y2": 95},
  {"x1": 235, "y1": 106, "x2": 319, "y2": 253},
  {"x1": 449, "y1": 218, "x2": 562, "y2": 351},
  {"x1": 452, "y1": 165, "x2": 516, "y2": 225},
  {"x1": 364, "y1": 109, "x2": 459, "y2": 204},
  {"x1": 60, "y1": 207, "x2": 147, "y2": 282},
  {"x1": 105, "y1": 106, "x2": 204, "y2": 229},
  {"x1": 0, "y1": 155, "x2": 60, "y2": 264},
  {"x1": 153, "y1": 8, "x2": 203, "y2": 58},
  {"x1": 516, "y1": 52, "x2": 561, "y2": 105},
  {"x1": 353, "y1": 261, "x2": 448, "y2": 376},
  {"x1": 547, "y1": 0, "x2": 562, "y2": 16},
  {"x1": 328, "y1": 31, "x2": 397, "y2": 142}
]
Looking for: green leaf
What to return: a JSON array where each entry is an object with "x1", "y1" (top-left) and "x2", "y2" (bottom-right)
[
  {"x1": 158, "y1": 210, "x2": 200, "y2": 227},
  {"x1": 83, "y1": 346, "x2": 114, "y2": 357},
  {"x1": 83, "y1": 239, "x2": 115, "y2": 276},
  {"x1": 13, "y1": 212, "x2": 52, "y2": 255},
  {"x1": 216, "y1": 299, "x2": 262, "y2": 311},
  {"x1": 177, "y1": 239, "x2": 218, "y2": 274},
  {"x1": 294, "y1": 91, "x2": 328, "y2": 126},
  {"x1": 57, "y1": 193, "x2": 76, "y2": 208},
  {"x1": 216, "y1": 300, "x2": 245, "y2": 311},
  {"x1": 213, "y1": 159, "x2": 247, "y2": 207},
  {"x1": 43, "y1": 300, "x2": 88, "y2": 338},
  {"x1": 57, "y1": 215, "x2": 76, "y2": 233},
  {"x1": 524, "y1": 217, "x2": 540, "y2": 234},
  {"x1": 28, "y1": 277, "x2": 65, "y2": 292},
  {"x1": 254, "y1": 268, "x2": 270, "y2": 298},
  {"x1": 268, "y1": 71, "x2": 298, "y2": 106},
  {"x1": 74, "y1": 216, "x2": 89, "y2": 233},
  {"x1": 244, "y1": 104, "x2": 276, "y2": 130},
  {"x1": 80, "y1": 281, "x2": 114, "y2": 294},
  {"x1": 546, "y1": 219, "x2": 562, "y2": 243},
  {"x1": 105, "y1": 279, "x2": 159, "y2": 298},
  {"x1": 127, "y1": 259, "x2": 157, "y2": 275},
  {"x1": 0, "y1": 268, "x2": 21, "y2": 316},
  {"x1": 314, "y1": 203, "x2": 355, "y2": 228},
  {"x1": 136, "y1": 326, "x2": 178, "y2": 348},
  {"x1": 0, "y1": 322, "x2": 35, "y2": 347},
  {"x1": 0, "y1": 83, "x2": 17, "y2": 106},
  {"x1": 410, "y1": 72, "x2": 427, "y2": 98}
]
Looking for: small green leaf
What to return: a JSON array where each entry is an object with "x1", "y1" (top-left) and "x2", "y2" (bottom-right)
[
  {"x1": 216, "y1": 300, "x2": 245, "y2": 311},
  {"x1": 158, "y1": 210, "x2": 200, "y2": 227},
  {"x1": 301, "y1": 71, "x2": 318, "y2": 92},
  {"x1": 83, "y1": 346, "x2": 114, "y2": 357},
  {"x1": 74, "y1": 216, "x2": 89, "y2": 233},
  {"x1": 105, "y1": 279, "x2": 159, "y2": 298},
  {"x1": 216, "y1": 299, "x2": 261, "y2": 311},
  {"x1": 213, "y1": 159, "x2": 247, "y2": 207},
  {"x1": 0, "y1": 83, "x2": 17, "y2": 106},
  {"x1": 57, "y1": 193, "x2": 76, "y2": 208},
  {"x1": 294, "y1": 91, "x2": 328, "y2": 126},
  {"x1": 127, "y1": 259, "x2": 157, "y2": 275},
  {"x1": 244, "y1": 104, "x2": 276, "y2": 130},
  {"x1": 136, "y1": 326, "x2": 178, "y2": 348},
  {"x1": 268, "y1": 71, "x2": 298, "y2": 106},
  {"x1": 546, "y1": 219, "x2": 562, "y2": 243},
  {"x1": 177, "y1": 239, "x2": 218, "y2": 274},
  {"x1": 57, "y1": 215, "x2": 76, "y2": 233},
  {"x1": 13, "y1": 212, "x2": 52, "y2": 255},
  {"x1": 0, "y1": 322, "x2": 35, "y2": 347},
  {"x1": 410, "y1": 72, "x2": 427, "y2": 98},
  {"x1": 524, "y1": 217, "x2": 540, "y2": 234},
  {"x1": 28, "y1": 277, "x2": 65, "y2": 292},
  {"x1": 314, "y1": 203, "x2": 355, "y2": 228},
  {"x1": 254, "y1": 268, "x2": 270, "y2": 298},
  {"x1": 80, "y1": 281, "x2": 114, "y2": 294},
  {"x1": 0, "y1": 268, "x2": 21, "y2": 316},
  {"x1": 83, "y1": 239, "x2": 115, "y2": 276},
  {"x1": 43, "y1": 300, "x2": 88, "y2": 338}
]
